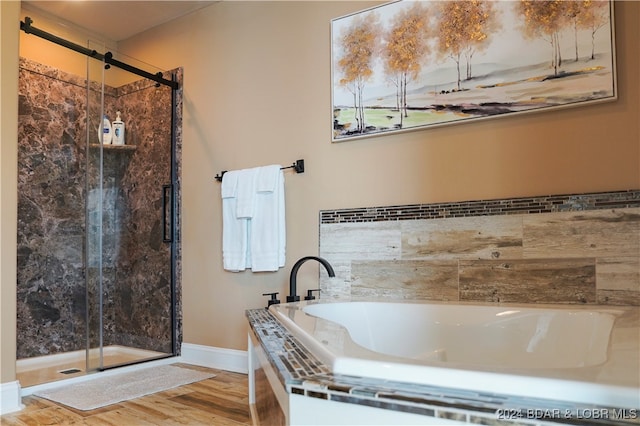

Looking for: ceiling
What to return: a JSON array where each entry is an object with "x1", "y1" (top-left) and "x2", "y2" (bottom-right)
[{"x1": 22, "y1": 1, "x2": 218, "y2": 42}]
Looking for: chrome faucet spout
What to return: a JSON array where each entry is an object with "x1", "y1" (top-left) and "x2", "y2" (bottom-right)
[{"x1": 287, "y1": 256, "x2": 335, "y2": 303}]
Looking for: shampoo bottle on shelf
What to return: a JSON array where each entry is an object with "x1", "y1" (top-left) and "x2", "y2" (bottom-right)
[
  {"x1": 100, "y1": 115, "x2": 112, "y2": 144},
  {"x1": 112, "y1": 111, "x2": 125, "y2": 145}
]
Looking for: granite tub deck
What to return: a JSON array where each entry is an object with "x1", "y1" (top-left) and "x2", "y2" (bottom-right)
[{"x1": 246, "y1": 301, "x2": 640, "y2": 426}]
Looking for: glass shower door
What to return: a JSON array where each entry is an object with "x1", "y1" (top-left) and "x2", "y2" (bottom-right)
[
  {"x1": 85, "y1": 43, "x2": 175, "y2": 372},
  {"x1": 85, "y1": 40, "x2": 107, "y2": 372}
]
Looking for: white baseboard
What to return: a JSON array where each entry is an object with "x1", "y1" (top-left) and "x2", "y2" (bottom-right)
[
  {"x1": 181, "y1": 343, "x2": 247, "y2": 374},
  {"x1": 0, "y1": 381, "x2": 24, "y2": 415}
]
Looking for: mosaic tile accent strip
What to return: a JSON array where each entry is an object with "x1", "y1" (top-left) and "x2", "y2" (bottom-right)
[
  {"x1": 247, "y1": 309, "x2": 639, "y2": 426},
  {"x1": 246, "y1": 309, "x2": 330, "y2": 387},
  {"x1": 320, "y1": 190, "x2": 640, "y2": 224}
]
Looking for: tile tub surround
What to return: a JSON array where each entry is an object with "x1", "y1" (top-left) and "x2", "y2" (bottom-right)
[
  {"x1": 17, "y1": 57, "x2": 183, "y2": 359},
  {"x1": 319, "y1": 190, "x2": 640, "y2": 306},
  {"x1": 246, "y1": 305, "x2": 640, "y2": 426}
]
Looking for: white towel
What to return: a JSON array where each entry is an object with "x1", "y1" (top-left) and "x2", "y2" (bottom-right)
[
  {"x1": 220, "y1": 171, "x2": 238, "y2": 198},
  {"x1": 235, "y1": 168, "x2": 258, "y2": 219},
  {"x1": 221, "y1": 170, "x2": 250, "y2": 271},
  {"x1": 251, "y1": 165, "x2": 286, "y2": 271},
  {"x1": 221, "y1": 165, "x2": 286, "y2": 272},
  {"x1": 257, "y1": 164, "x2": 280, "y2": 193}
]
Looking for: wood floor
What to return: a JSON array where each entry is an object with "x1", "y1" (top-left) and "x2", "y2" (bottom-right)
[{"x1": 1, "y1": 364, "x2": 253, "y2": 426}]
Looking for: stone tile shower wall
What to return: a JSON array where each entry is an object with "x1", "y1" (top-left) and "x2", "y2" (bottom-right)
[
  {"x1": 319, "y1": 190, "x2": 640, "y2": 306},
  {"x1": 17, "y1": 58, "x2": 89, "y2": 356},
  {"x1": 17, "y1": 58, "x2": 182, "y2": 359}
]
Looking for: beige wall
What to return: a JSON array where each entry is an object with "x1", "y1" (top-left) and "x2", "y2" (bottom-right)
[
  {"x1": 117, "y1": 1, "x2": 639, "y2": 351},
  {"x1": 1, "y1": 0, "x2": 20, "y2": 384},
  {"x1": 2, "y1": 1, "x2": 639, "y2": 385}
]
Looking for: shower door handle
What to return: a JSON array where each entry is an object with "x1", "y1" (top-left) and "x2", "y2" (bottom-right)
[{"x1": 162, "y1": 184, "x2": 173, "y2": 243}]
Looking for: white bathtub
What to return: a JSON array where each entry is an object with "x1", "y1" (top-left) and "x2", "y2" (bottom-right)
[{"x1": 270, "y1": 300, "x2": 640, "y2": 409}]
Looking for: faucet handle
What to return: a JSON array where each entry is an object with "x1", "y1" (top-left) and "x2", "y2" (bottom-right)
[
  {"x1": 304, "y1": 289, "x2": 321, "y2": 301},
  {"x1": 262, "y1": 292, "x2": 280, "y2": 309}
]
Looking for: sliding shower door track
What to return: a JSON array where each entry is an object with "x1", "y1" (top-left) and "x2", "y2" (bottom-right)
[{"x1": 97, "y1": 354, "x2": 176, "y2": 372}]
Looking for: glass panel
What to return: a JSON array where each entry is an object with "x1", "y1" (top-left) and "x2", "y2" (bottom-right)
[
  {"x1": 85, "y1": 39, "x2": 108, "y2": 372},
  {"x1": 86, "y1": 44, "x2": 175, "y2": 372}
]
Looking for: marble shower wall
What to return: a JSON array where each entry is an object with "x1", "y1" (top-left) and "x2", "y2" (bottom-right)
[
  {"x1": 17, "y1": 58, "x2": 181, "y2": 359},
  {"x1": 103, "y1": 75, "x2": 176, "y2": 352},
  {"x1": 17, "y1": 58, "x2": 89, "y2": 357},
  {"x1": 319, "y1": 190, "x2": 640, "y2": 306}
]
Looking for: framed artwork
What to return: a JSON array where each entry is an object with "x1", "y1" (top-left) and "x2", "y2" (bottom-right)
[{"x1": 331, "y1": 0, "x2": 616, "y2": 142}]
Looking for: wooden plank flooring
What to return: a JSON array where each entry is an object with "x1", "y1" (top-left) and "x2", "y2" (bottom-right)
[{"x1": 1, "y1": 364, "x2": 252, "y2": 426}]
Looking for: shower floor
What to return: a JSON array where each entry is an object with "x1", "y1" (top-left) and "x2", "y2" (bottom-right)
[{"x1": 17, "y1": 345, "x2": 167, "y2": 387}]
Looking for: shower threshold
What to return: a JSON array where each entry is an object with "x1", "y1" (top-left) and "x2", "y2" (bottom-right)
[{"x1": 16, "y1": 345, "x2": 167, "y2": 387}]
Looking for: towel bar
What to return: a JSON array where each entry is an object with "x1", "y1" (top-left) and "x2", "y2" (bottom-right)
[{"x1": 214, "y1": 159, "x2": 304, "y2": 182}]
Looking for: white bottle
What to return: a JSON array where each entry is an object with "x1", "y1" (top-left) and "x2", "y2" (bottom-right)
[
  {"x1": 112, "y1": 111, "x2": 125, "y2": 145},
  {"x1": 100, "y1": 115, "x2": 112, "y2": 144}
]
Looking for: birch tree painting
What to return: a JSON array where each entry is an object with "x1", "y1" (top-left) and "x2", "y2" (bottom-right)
[{"x1": 332, "y1": 0, "x2": 615, "y2": 142}]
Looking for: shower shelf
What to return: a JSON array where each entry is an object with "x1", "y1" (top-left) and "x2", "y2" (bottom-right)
[{"x1": 89, "y1": 144, "x2": 137, "y2": 152}]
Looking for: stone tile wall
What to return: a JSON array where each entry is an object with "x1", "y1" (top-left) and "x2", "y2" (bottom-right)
[
  {"x1": 17, "y1": 59, "x2": 89, "y2": 356},
  {"x1": 319, "y1": 190, "x2": 640, "y2": 306}
]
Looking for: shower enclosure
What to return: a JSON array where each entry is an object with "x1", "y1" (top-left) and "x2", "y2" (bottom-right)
[{"x1": 16, "y1": 19, "x2": 182, "y2": 387}]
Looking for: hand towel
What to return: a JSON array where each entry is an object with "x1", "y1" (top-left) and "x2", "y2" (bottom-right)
[
  {"x1": 256, "y1": 164, "x2": 280, "y2": 193},
  {"x1": 220, "y1": 171, "x2": 238, "y2": 198},
  {"x1": 251, "y1": 165, "x2": 286, "y2": 272},
  {"x1": 235, "y1": 168, "x2": 258, "y2": 219},
  {"x1": 222, "y1": 170, "x2": 249, "y2": 271}
]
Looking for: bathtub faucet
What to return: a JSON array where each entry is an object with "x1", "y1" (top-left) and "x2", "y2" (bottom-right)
[{"x1": 287, "y1": 256, "x2": 335, "y2": 302}]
